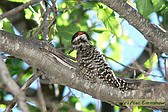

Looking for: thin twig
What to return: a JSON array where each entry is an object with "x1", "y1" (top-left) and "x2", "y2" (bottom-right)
[
  {"x1": 5, "y1": 70, "x2": 42, "y2": 111},
  {"x1": 15, "y1": 67, "x2": 32, "y2": 83},
  {"x1": 37, "y1": 79, "x2": 47, "y2": 112},
  {"x1": 104, "y1": 54, "x2": 138, "y2": 70},
  {"x1": 47, "y1": 0, "x2": 57, "y2": 29},
  {"x1": 0, "y1": 56, "x2": 29, "y2": 112},
  {"x1": 42, "y1": 0, "x2": 50, "y2": 40},
  {"x1": 48, "y1": 15, "x2": 57, "y2": 30},
  {"x1": 165, "y1": 59, "x2": 168, "y2": 80},
  {"x1": 32, "y1": 0, "x2": 57, "y2": 40},
  {"x1": 0, "y1": 0, "x2": 42, "y2": 20},
  {"x1": 104, "y1": 54, "x2": 161, "y2": 78},
  {"x1": 32, "y1": 21, "x2": 45, "y2": 38},
  {"x1": 61, "y1": 87, "x2": 75, "y2": 102}
]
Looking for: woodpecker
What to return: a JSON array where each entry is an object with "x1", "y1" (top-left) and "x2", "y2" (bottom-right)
[{"x1": 71, "y1": 31, "x2": 132, "y2": 91}]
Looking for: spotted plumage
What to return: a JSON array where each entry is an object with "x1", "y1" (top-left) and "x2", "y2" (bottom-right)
[{"x1": 71, "y1": 31, "x2": 132, "y2": 91}]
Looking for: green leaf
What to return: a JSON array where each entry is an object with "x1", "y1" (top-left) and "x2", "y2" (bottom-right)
[
  {"x1": 109, "y1": 43, "x2": 122, "y2": 61},
  {"x1": 136, "y1": 0, "x2": 165, "y2": 16},
  {"x1": 152, "y1": 0, "x2": 165, "y2": 12},
  {"x1": 96, "y1": 31, "x2": 111, "y2": 50},
  {"x1": 0, "y1": 89, "x2": 5, "y2": 100},
  {"x1": 151, "y1": 0, "x2": 160, "y2": 6},
  {"x1": 65, "y1": 0, "x2": 77, "y2": 8},
  {"x1": 69, "y1": 96, "x2": 80, "y2": 106},
  {"x1": 144, "y1": 53, "x2": 158, "y2": 69},
  {"x1": 91, "y1": 28, "x2": 110, "y2": 33},
  {"x1": 0, "y1": 8, "x2": 3, "y2": 15},
  {"x1": 133, "y1": 106, "x2": 141, "y2": 112},
  {"x1": 82, "y1": 103, "x2": 96, "y2": 112},
  {"x1": 24, "y1": 8, "x2": 33, "y2": 19},
  {"x1": 56, "y1": 12, "x2": 70, "y2": 26},
  {"x1": 5, "y1": 59, "x2": 24, "y2": 76},
  {"x1": 82, "y1": 2, "x2": 99, "y2": 10},
  {"x1": 114, "y1": 106, "x2": 120, "y2": 112},
  {"x1": 135, "y1": 0, "x2": 153, "y2": 17},
  {"x1": 2, "y1": 21, "x2": 14, "y2": 33},
  {"x1": 86, "y1": 103, "x2": 96, "y2": 110},
  {"x1": 0, "y1": 104, "x2": 6, "y2": 110},
  {"x1": 137, "y1": 74, "x2": 151, "y2": 80},
  {"x1": 161, "y1": 6, "x2": 168, "y2": 15},
  {"x1": 29, "y1": 104, "x2": 40, "y2": 112},
  {"x1": 69, "y1": 50, "x2": 77, "y2": 59},
  {"x1": 96, "y1": 3, "x2": 122, "y2": 37},
  {"x1": 20, "y1": 70, "x2": 32, "y2": 84},
  {"x1": 57, "y1": 24, "x2": 80, "y2": 47},
  {"x1": 120, "y1": 34, "x2": 129, "y2": 41},
  {"x1": 82, "y1": 108, "x2": 95, "y2": 112},
  {"x1": 137, "y1": 107, "x2": 153, "y2": 112}
]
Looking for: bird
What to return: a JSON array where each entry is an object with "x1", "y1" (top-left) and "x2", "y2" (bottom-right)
[{"x1": 71, "y1": 31, "x2": 134, "y2": 91}]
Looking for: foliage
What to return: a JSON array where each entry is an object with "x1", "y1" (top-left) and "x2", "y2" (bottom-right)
[{"x1": 135, "y1": 0, "x2": 165, "y2": 18}]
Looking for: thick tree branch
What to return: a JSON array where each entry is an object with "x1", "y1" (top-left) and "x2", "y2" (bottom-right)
[
  {"x1": 0, "y1": 30, "x2": 168, "y2": 110},
  {"x1": 100, "y1": 0, "x2": 168, "y2": 53}
]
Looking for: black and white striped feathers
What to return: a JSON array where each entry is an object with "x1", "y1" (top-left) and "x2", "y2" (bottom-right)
[{"x1": 71, "y1": 31, "x2": 130, "y2": 91}]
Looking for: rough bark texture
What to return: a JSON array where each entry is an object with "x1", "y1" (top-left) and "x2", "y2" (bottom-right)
[
  {"x1": 0, "y1": 30, "x2": 168, "y2": 110},
  {"x1": 100, "y1": 0, "x2": 168, "y2": 53}
]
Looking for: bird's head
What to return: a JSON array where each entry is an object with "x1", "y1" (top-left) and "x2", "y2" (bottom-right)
[{"x1": 71, "y1": 31, "x2": 91, "y2": 50}]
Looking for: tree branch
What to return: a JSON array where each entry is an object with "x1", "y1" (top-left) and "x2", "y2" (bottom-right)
[
  {"x1": 0, "y1": 30, "x2": 168, "y2": 110},
  {"x1": 0, "y1": 0, "x2": 42, "y2": 20},
  {"x1": 0, "y1": 55, "x2": 29, "y2": 112},
  {"x1": 100, "y1": 0, "x2": 168, "y2": 53},
  {"x1": 5, "y1": 70, "x2": 42, "y2": 111}
]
